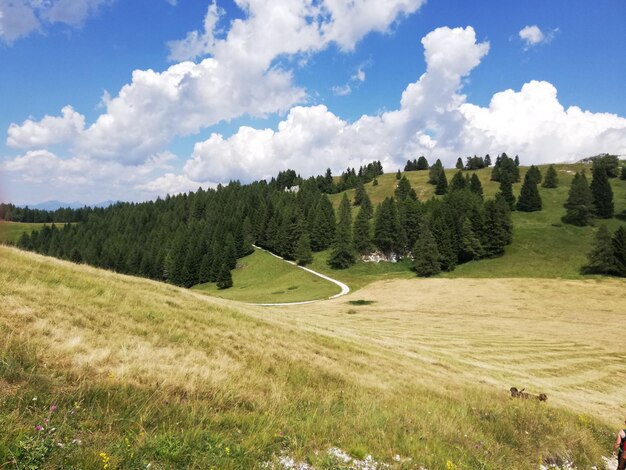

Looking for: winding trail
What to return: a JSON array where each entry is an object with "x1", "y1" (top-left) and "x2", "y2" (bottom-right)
[{"x1": 251, "y1": 245, "x2": 350, "y2": 306}]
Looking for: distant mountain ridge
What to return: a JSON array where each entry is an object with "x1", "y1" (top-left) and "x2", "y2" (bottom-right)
[{"x1": 22, "y1": 200, "x2": 117, "y2": 211}]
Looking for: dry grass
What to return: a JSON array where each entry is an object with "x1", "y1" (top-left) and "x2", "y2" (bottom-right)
[
  {"x1": 255, "y1": 277, "x2": 626, "y2": 424},
  {"x1": 1, "y1": 245, "x2": 622, "y2": 468}
]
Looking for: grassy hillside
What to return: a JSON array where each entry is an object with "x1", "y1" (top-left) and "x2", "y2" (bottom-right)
[
  {"x1": 1, "y1": 246, "x2": 621, "y2": 468},
  {"x1": 192, "y1": 248, "x2": 340, "y2": 303},
  {"x1": 323, "y1": 163, "x2": 626, "y2": 285},
  {"x1": 0, "y1": 221, "x2": 50, "y2": 243}
]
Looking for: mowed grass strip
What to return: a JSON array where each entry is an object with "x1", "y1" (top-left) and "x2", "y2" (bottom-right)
[
  {"x1": 192, "y1": 248, "x2": 341, "y2": 303},
  {"x1": 260, "y1": 276, "x2": 626, "y2": 425},
  {"x1": 0, "y1": 246, "x2": 613, "y2": 469},
  {"x1": 0, "y1": 221, "x2": 51, "y2": 243}
]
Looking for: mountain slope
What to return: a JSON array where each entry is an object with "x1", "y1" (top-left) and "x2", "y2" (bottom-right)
[{"x1": 0, "y1": 246, "x2": 620, "y2": 468}]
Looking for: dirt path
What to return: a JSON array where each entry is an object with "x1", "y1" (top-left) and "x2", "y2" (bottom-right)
[{"x1": 251, "y1": 245, "x2": 350, "y2": 306}]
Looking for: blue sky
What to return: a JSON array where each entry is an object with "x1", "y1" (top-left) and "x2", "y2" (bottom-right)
[{"x1": 1, "y1": 0, "x2": 625, "y2": 205}]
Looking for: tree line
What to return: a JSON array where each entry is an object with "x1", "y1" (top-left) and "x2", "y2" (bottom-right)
[
  {"x1": 11, "y1": 159, "x2": 517, "y2": 287},
  {"x1": 0, "y1": 203, "x2": 96, "y2": 223}
]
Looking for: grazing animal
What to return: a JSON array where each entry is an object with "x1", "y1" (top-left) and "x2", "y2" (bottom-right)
[{"x1": 510, "y1": 387, "x2": 548, "y2": 401}]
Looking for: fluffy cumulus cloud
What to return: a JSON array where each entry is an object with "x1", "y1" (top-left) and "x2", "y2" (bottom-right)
[
  {"x1": 7, "y1": 106, "x2": 85, "y2": 149},
  {"x1": 460, "y1": 81, "x2": 626, "y2": 161},
  {"x1": 0, "y1": 0, "x2": 111, "y2": 43},
  {"x1": 518, "y1": 25, "x2": 558, "y2": 49},
  {"x1": 174, "y1": 26, "x2": 626, "y2": 187},
  {"x1": 7, "y1": 0, "x2": 425, "y2": 167},
  {"x1": 182, "y1": 26, "x2": 491, "y2": 183}
]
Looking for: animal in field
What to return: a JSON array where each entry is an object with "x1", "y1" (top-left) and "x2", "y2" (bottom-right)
[{"x1": 510, "y1": 387, "x2": 548, "y2": 401}]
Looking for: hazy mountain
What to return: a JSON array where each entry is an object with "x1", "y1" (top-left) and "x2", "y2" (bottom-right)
[{"x1": 24, "y1": 200, "x2": 117, "y2": 210}]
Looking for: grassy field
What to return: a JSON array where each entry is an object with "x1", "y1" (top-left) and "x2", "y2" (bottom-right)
[
  {"x1": 1, "y1": 246, "x2": 624, "y2": 468},
  {"x1": 0, "y1": 221, "x2": 51, "y2": 243},
  {"x1": 192, "y1": 248, "x2": 340, "y2": 303}
]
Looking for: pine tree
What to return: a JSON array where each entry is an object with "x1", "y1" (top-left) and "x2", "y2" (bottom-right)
[
  {"x1": 413, "y1": 224, "x2": 441, "y2": 277},
  {"x1": 417, "y1": 156, "x2": 429, "y2": 170},
  {"x1": 482, "y1": 195, "x2": 513, "y2": 257},
  {"x1": 295, "y1": 230, "x2": 313, "y2": 266},
  {"x1": 430, "y1": 214, "x2": 456, "y2": 271},
  {"x1": 216, "y1": 263, "x2": 233, "y2": 289},
  {"x1": 372, "y1": 178, "x2": 379, "y2": 186},
  {"x1": 373, "y1": 197, "x2": 402, "y2": 254},
  {"x1": 563, "y1": 172, "x2": 594, "y2": 226},
  {"x1": 353, "y1": 180, "x2": 367, "y2": 206},
  {"x1": 353, "y1": 206, "x2": 372, "y2": 254},
  {"x1": 398, "y1": 198, "x2": 423, "y2": 250},
  {"x1": 455, "y1": 157, "x2": 464, "y2": 170},
  {"x1": 396, "y1": 170, "x2": 402, "y2": 180},
  {"x1": 198, "y1": 252, "x2": 212, "y2": 283},
  {"x1": 613, "y1": 226, "x2": 626, "y2": 277},
  {"x1": 449, "y1": 171, "x2": 466, "y2": 192},
  {"x1": 310, "y1": 196, "x2": 336, "y2": 251},
  {"x1": 470, "y1": 173, "x2": 483, "y2": 198},
  {"x1": 590, "y1": 165, "x2": 614, "y2": 219},
  {"x1": 497, "y1": 172, "x2": 516, "y2": 210},
  {"x1": 459, "y1": 217, "x2": 483, "y2": 262},
  {"x1": 428, "y1": 159, "x2": 443, "y2": 184},
  {"x1": 435, "y1": 169, "x2": 448, "y2": 195},
  {"x1": 516, "y1": 172, "x2": 542, "y2": 212},
  {"x1": 484, "y1": 154, "x2": 491, "y2": 167},
  {"x1": 328, "y1": 194, "x2": 356, "y2": 269},
  {"x1": 395, "y1": 176, "x2": 412, "y2": 201},
  {"x1": 582, "y1": 225, "x2": 616, "y2": 275},
  {"x1": 542, "y1": 165, "x2": 559, "y2": 188},
  {"x1": 620, "y1": 165, "x2": 626, "y2": 181},
  {"x1": 526, "y1": 165, "x2": 542, "y2": 185},
  {"x1": 514, "y1": 155, "x2": 520, "y2": 166}
]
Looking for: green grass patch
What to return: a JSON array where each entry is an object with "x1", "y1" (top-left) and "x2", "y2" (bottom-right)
[
  {"x1": 309, "y1": 250, "x2": 414, "y2": 292},
  {"x1": 192, "y1": 249, "x2": 341, "y2": 303},
  {"x1": 0, "y1": 221, "x2": 51, "y2": 243}
]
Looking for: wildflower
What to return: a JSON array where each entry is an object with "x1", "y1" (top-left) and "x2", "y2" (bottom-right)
[
  {"x1": 225, "y1": 446, "x2": 231, "y2": 456},
  {"x1": 35, "y1": 425, "x2": 44, "y2": 431},
  {"x1": 51, "y1": 405, "x2": 58, "y2": 412},
  {"x1": 99, "y1": 452, "x2": 110, "y2": 470},
  {"x1": 32, "y1": 397, "x2": 37, "y2": 401}
]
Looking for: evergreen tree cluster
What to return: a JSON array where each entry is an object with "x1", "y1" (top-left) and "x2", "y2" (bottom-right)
[
  {"x1": 465, "y1": 155, "x2": 491, "y2": 170},
  {"x1": 0, "y1": 203, "x2": 94, "y2": 223},
  {"x1": 490, "y1": 153, "x2": 521, "y2": 183},
  {"x1": 562, "y1": 165, "x2": 614, "y2": 226},
  {"x1": 583, "y1": 225, "x2": 626, "y2": 277},
  {"x1": 404, "y1": 156, "x2": 430, "y2": 171},
  {"x1": 347, "y1": 175, "x2": 511, "y2": 275},
  {"x1": 14, "y1": 162, "x2": 513, "y2": 284}
]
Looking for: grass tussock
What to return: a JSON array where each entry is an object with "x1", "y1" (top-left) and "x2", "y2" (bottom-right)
[{"x1": 0, "y1": 246, "x2": 621, "y2": 468}]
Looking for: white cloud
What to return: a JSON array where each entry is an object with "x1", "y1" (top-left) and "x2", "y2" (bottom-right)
[
  {"x1": 7, "y1": 106, "x2": 85, "y2": 149},
  {"x1": 7, "y1": 0, "x2": 425, "y2": 167},
  {"x1": 182, "y1": 27, "x2": 491, "y2": 183},
  {"x1": 519, "y1": 25, "x2": 558, "y2": 49},
  {"x1": 1, "y1": 149, "x2": 178, "y2": 199},
  {"x1": 135, "y1": 173, "x2": 203, "y2": 196},
  {"x1": 163, "y1": 25, "x2": 626, "y2": 189},
  {"x1": 0, "y1": 0, "x2": 112, "y2": 43},
  {"x1": 166, "y1": 1, "x2": 223, "y2": 62},
  {"x1": 460, "y1": 81, "x2": 626, "y2": 162},
  {"x1": 332, "y1": 63, "x2": 368, "y2": 96}
]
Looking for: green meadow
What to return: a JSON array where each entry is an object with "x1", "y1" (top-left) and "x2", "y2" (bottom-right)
[
  {"x1": 192, "y1": 248, "x2": 341, "y2": 303},
  {"x1": 0, "y1": 221, "x2": 51, "y2": 243}
]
